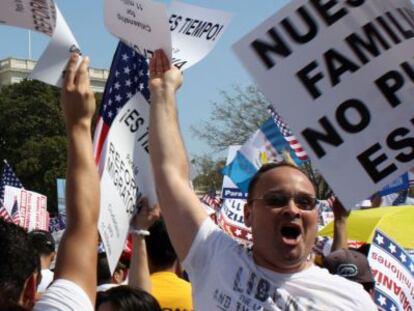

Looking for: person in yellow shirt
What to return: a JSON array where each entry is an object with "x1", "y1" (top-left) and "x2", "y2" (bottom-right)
[{"x1": 146, "y1": 220, "x2": 193, "y2": 311}]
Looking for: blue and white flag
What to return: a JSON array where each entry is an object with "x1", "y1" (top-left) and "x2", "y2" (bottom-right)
[{"x1": 222, "y1": 116, "x2": 307, "y2": 193}]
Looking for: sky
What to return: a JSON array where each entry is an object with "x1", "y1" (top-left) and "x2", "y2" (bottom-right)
[{"x1": 0, "y1": 0, "x2": 289, "y2": 159}]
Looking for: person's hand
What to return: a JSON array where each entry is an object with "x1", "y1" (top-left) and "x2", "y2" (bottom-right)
[
  {"x1": 131, "y1": 198, "x2": 161, "y2": 230},
  {"x1": 149, "y1": 49, "x2": 182, "y2": 97},
  {"x1": 331, "y1": 196, "x2": 350, "y2": 220},
  {"x1": 61, "y1": 53, "x2": 96, "y2": 129}
]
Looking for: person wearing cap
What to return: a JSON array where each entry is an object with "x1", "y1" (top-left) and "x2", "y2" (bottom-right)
[
  {"x1": 28, "y1": 230, "x2": 56, "y2": 293},
  {"x1": 323, "y1": 249, "x2": 376, "y2": 295},
  {"x1": 147, "y1": 50, "x2": 377, "y2": 310}
]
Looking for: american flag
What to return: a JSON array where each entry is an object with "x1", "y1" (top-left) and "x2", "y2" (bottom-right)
[
  {"x1": 93, "y1": 41, "x2": 150, "y2": 167},
  {"x1": 267, "y1": 105, "x2": 308, "y2": 161},
  {"x1": 0, "y1": 160, "x2": 23, "y2": 224}
]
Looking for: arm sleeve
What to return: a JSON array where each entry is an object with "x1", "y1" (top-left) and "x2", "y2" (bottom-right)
[{"x1": 33, "y1": 279, "x2": 94, "y2": 311}]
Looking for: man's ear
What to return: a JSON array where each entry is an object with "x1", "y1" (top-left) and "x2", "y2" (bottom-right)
[
  {"x1": 244, "y1": 203, "x2": 252, "y2": 228},
  {"x1": 22, "y1": 273, "x2": 37, "y2": 308}
]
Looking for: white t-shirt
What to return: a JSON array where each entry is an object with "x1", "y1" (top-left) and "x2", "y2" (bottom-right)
[
  {"x1": 37, "y1": 269, "x2": 54, "y2": 293},
  {"x1": 183, "y1": 219, "x2": 377, "y2": 311},
  {"x1": 33, "y1": 279, "x2": 94, "y2": 311}
]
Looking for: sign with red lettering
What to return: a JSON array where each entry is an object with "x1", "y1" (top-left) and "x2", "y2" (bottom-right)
[
  {"x1": 234, "y1": 0, "x2": 414, "y2": 208},
  {"x1": 368, "y1": 229, "x2": 414, "y2": 310}
]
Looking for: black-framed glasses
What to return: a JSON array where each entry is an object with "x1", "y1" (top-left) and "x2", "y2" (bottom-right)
[{"x1": 249, "y1": 191, "x2": 317, "y2": 211}]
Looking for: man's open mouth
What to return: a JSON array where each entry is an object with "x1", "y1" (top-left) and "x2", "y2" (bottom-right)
[{"x1": 280, "y1": 224, "x2": 301, "y2": 245}]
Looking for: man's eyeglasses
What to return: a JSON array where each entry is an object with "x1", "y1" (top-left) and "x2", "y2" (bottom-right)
[{"x1": 248, "y1": 192, "x2": 317, "y2": 211}]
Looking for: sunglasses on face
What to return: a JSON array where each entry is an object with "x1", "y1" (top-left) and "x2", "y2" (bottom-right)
[{"x1": 249, "y1": 191, "x2": 317, "y2": 211}]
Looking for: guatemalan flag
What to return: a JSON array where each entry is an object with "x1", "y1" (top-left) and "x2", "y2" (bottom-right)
[
  {"x1": 93, "y1": 42, "x2": 150, "y2": 171},
  {"x1": 222, "y1": 110, "x2": 309, "y2": 193}
]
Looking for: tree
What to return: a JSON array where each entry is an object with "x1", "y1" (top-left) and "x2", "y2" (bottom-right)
[
  {"x1": 191, "y1": 85, "x2": 269, "y2": 152},
  {"x1": 0, "y1": 80, "x2": 102, "y2": 213},
  {"x1": 191, "y1": 155, "x2": 226, "y2": 193}
]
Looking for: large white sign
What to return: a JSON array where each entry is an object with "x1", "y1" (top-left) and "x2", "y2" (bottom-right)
[
  {"x1": 4, "y1": 185, "x2": 48, "y2": 231},
  {"x1": 104, "y1": 0, "x2": 172, "y2": 61},
  {"x1": 104, "y1": 0, "x2": 232, "y2": 71},
  {"x1": 369, "y1": 230, "x2": 414, "y2": 310},
  {"x1": 0, "y1": 0, "x2": 80, "y2": 86},
  {"x1": 168, "y1": 1, "x2": 232, "y2": 70},
  {"x1": 98, "y1": 92, "x2": 155, "y2": 273},
  {"x1": 234, "y1": 0, "x2": 414, "y2": 208}
]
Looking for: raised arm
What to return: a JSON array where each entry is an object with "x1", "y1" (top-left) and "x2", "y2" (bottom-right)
[
  {"x1": 129, "y1": 199, "x2": 160, "y2": 292},
  {"x1": 53, "y1": 53, "x2": 100, "y2": 303},
  {"x1": 330, "y1": 197, "x2": 350, "y2": 252},
  {"x1": 148, "y1": 50, "x2": 207, "y2": 261}
]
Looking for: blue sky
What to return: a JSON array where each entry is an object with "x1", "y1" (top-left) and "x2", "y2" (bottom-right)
[{"x1": 0, "y1": 0, "x2": 289, "y2": 158}]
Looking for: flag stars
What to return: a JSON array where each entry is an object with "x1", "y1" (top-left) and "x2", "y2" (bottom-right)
[
  {"x1": 115, "y1": 94, "x2": 122, "y2": 102},
  {"x1": 126, "y1": 92, "x2": 133, "y2": 99},
  {"x1": 107, "y1": 111, "x2": 113, "y2": 119},
  {"x1": 246, "y1": 233, "x2": 252, "y2": 240},
  {"x1": 390, "y1": 305, "x2": 397, "y2": 311},
  {"x1": 114, "y1": 82, "x2": 121, "y2": 90},
  {"x1": 409, "y1": 263, "x2": 414, "y2": 272},
  {"x1": 125, "y1": 79, "x2": 132, "y2": 87},
  {"x1": 388, "y1": 243, "x2": 396, "y2": 253},
  {"x1": 377, "y1": 295, "x2": 386, "y2": 306},
  {"x1": 115, "y1": 70, "x2": 120, "y2": 77},
  {"x1": 234, "y1": 229, "x2": 242, "y2": 236},
  {"x1": 375, "y1": 234, "x2": 384, "y2": 245},
  {"x1": 124, "y1": 66, "x2": 131, "y2": 75},
  {"x1": 108, "y1": 99, "x2": 113, "y2": 106},
  {"x1": 122, "y1": 53, "x2": 129, "y2": 61},
  {"x1": 400, "y1": 253, "x2": 407, "y2": 263},
  {"x1": 139, "y1": 83, "x2": 145, "y2": 91}
]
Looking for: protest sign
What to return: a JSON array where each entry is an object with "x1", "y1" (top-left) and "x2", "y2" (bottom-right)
[
  {"x1": 104, "y1": 0, "x2": 231, "y2": 71},
  {"x1": 369, "y1": 229, "x2": 414, "y2": 310},
  {"x1": 168, "y1": 0, "x2": 232, "y2": 70},
  {"x1": 219, "y1": 146, "x2": 251, "y2": 244},
  {"x1": 234, "y1": 0, "x2": 414, "y2": 208},
  {"x1": 98, "y1": 92, "x2": 156, "y2": 273},
  {"x1": 104, "y1": 0, "x2": 172, "y2": 60},
  {"x1": 4, "y1": 185, "x2": 48, "y2": 231},
  {"x1": 0, "y1": 0, "x2": 80, "y2": 86}
]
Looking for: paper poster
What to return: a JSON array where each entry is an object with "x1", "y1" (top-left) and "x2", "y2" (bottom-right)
[
  {"x1": 0, "y1": 0, "x2": 80, "y2": 86},
  {"x1": 219, "y1": 145, "x2": 251, "y2": 244},
  {"x1": 234, "y1": 0, "x2": 414, "y2": 208},
  {"x1": 168, "y1": 0, "x2": 232, "y2": 70},
  {"x1": 104, "y1": 0, "x2": 172, "y2": 60},
  {"x1": 104, "y1": 0, "x2": 232, "y2": 71},
  {"x1": 4, "y1": 185, "x2": 48, "y2": 231},
  {"x1": 369, "y1": 230, "x2": 414, "y2": 311},
  {"x1": 98, "y1": 92, "x2": 156, "y2": 273}
]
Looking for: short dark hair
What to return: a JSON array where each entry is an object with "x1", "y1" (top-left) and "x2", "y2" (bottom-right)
[
  {"x1": 247, "y1": 162, "x2": 316, "y2": 203},
  {"x1": 146, "y1": 219, "x2": 177, "y2": 270},
  {"x1": 96, "y1": 285, "x2": 162, "y2": 311},
  {"x1": 28, "y1": 229, "x2": 55, "y2": 256},
  {"x1": 97, "y1": 252, "x2": 128, "y2": 285},
  {"x1": 0, "y1": 219, "x2": 40, "y2": 305}
]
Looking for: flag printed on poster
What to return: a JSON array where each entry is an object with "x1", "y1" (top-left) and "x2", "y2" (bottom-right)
[
  {"x1": 93, "y1": 41, "x2": 155, "y2": 274},
  {"x1": 93, "y1": 42, "x2": 150, "y2": 169},
  {"x1": 368, "y1": 230, "x2": 414, "y2": 311},
  {"x1": 0, "y1": 161, "x2": 23, "y2": 223},
  {"x1": 4, "y1": 186, "x2": 48, "y2": 231}
]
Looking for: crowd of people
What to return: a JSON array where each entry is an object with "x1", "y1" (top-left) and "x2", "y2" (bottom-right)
[{"x1": 0, "y1": 50, "x2": 391, "y2": 310}]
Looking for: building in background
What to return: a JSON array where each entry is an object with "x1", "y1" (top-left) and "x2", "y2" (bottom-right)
[{"x1": 0, "y1": 57, "x2": 109, "y2": 93}]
